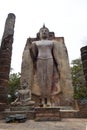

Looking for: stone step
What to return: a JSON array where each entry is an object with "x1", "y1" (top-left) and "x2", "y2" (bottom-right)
[{"x1": 35, "y1": 116, "x2": 61, "y2": 121}]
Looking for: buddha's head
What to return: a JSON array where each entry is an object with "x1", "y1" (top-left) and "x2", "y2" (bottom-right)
[
  {"x1": 39, "y1": 24, "x2": 49, "y2": 39},
  {"x1": 22, "y1": 79, "x2": 28, "y2": 89}
]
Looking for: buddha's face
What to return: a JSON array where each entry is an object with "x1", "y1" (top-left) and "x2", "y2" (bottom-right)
[
  {"x1": 39, "y1": 28, "x2": 49, "y2": 39},
  {"x1": 22, "y1": 80, "x2": 28, "y2": 89}
]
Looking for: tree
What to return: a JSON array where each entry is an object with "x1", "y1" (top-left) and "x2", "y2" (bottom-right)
[
  {"x1": 71, "y1": 58, "x2": 87, "y2": 99},
  {"x1": 8, "y1": 72, "x2": 21, "y2": 102}
]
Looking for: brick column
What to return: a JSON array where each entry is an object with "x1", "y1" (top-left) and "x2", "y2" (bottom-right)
[
  {"x1": 0, "y1": 13, "x2": 16, "y2": 110},
  {"x1": 81, "y1": 46, "x2": 87, "y2": 86}
]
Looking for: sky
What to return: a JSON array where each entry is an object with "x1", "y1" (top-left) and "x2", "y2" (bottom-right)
[{"x1": 0, "y1": 0, "x2": 87, "y2": 73}]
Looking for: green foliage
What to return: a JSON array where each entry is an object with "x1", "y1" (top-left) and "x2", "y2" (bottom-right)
[
  {"x1": 71, "y1": 58, "x2": 87, "y2": 99},
  {"x1": 8, "y1": 72, "x2": 21, "y2": 103}
]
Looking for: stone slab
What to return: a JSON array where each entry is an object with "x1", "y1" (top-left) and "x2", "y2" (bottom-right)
[{"x1": 5, "y1": 114, "x2": 27, "y2": 123}]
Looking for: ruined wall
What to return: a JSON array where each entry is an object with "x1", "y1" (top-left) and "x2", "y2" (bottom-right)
[
  {"x1": 53, "y1": 37, "x2": 73, "y2": 105},
  {"x1": 0, "y1": 13, "x2": 15, "y2": 106}
]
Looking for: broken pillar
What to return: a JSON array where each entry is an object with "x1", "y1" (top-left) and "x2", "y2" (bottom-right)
[{"x1": 0, "y1": 13, "x2": 16, "y2": 110}]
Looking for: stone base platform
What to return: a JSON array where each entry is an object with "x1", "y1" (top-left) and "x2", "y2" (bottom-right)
[
  {"x1": 3, "y1": 110, "x2": 35, "y2": 120},
  {"x1": 2, "y1": 105, "x2": 35, "y2": 120},
  {"x1": 35, "y1": 107, "x2": 61, "y2": 121},
  {"x1": 1, "y1": 105, "x2": 79, "y2": 120}
]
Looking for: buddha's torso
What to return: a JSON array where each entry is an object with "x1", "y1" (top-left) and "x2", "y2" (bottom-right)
[{"x1": 34, "y1": 40, "x2": 53, "y2": 59}]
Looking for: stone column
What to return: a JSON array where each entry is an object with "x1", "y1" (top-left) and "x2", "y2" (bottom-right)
[{"x1": 0, "y1": 13, "x2": 16, "y2": 110}]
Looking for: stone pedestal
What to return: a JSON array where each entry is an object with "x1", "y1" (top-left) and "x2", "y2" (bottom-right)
[{"x1": 35, "y1": 107, "x2": 61, "y2": 121}]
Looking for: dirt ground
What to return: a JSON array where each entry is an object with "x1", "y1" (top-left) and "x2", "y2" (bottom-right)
[{"x1": 0, "y1": 118, "x2": 87, "y2": 130}]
